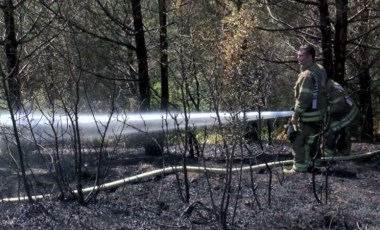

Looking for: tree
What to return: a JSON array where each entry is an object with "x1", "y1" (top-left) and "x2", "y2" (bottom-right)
[
  {"x1": 130, "y1": 0, "x2": 150, "y2": 111},
  {"x1": 159, "y1": 0, "x2": 169, "y2": 111},
  {"x1": 0, "y1": 0, "x2": 59, "y2": 203},
  {"x1": 334, "y1": 0, "x2": 348, "y2": 85},
  {"x1": 1, "y1": 0, "x2": 21, "y2": 110},
  {"x1": 346, "y1": 0, "x2": 380, "y2": 140}
]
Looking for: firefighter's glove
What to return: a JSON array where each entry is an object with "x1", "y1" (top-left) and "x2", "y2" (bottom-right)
[{"x1": 285, "y1": 121, "x2": 298, "y2": 143}]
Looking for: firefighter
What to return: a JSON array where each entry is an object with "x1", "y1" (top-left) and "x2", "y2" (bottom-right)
[
  {"x1": 284, "y1": 45, "x2": 328, "y2": 173},
  {"x1": 324, "y1": 79, "x2": 359, "y2": 157}
]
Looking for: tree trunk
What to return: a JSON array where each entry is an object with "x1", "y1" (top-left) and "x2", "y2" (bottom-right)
[
  {"x1": 318, "y1": 0, "x2": 334, "y2": 79},
  {"x1": 1, "y1": 0, "x2": 33, "y2": 202},
  {"x1": 130, "y1": 0, "x2": 150, "y2": 111},
  {"x1": 358, "y1": 65, "x2": 374, "y2": 140},
  {"x1": 333, "y1": 0, "x2": 348, "y2": 85},
  {"x1": 3, "y1": 0, "x2": 21, "y2": 110},
  {"x1": 356, "y1": 3, "x2": 374, "y2": 141},
  {"x1": 159, "y1": 0, "x2": 169, "y2": 111}
]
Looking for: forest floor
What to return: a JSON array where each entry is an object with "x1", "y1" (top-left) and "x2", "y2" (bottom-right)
[{"x1": 0, "y1": 140, "x2": 379, "y2": 230}]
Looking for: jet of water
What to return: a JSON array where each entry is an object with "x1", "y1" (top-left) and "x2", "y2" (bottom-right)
[{"x1": 0, "y1": 110, "x2": 292, "y2": 144}]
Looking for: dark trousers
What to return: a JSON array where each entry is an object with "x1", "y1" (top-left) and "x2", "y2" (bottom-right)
[{"x1": 325, "y1": 126, "x2": 351, "y2": 157}]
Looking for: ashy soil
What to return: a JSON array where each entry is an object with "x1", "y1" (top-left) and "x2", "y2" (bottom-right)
[{"x1": 0, "y1": 141, "x2": 379, "y2": 230}]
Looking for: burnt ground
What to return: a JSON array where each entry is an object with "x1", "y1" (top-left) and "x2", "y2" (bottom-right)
[{"x1": 0, "y1": 141, "x2": 379, "y2": 230}]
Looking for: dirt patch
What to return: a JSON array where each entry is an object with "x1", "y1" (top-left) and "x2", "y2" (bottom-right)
[{"x1": 0, "y1": 141, "x2": 379, "y2": 229}]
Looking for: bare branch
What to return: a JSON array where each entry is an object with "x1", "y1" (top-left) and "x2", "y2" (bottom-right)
[
  {"x1": 256, "y1": 25, "x2": 319, "y2": 32},
  {"x1": 289, "y1": 0, "x2": 319, "y2": 6},
  {"x1": 255, "y1": 55, "x2": 298, "y2": 64},
  {"x1": 50, "y1": 43, "x2": 139, "y2": 82},
  {"x1": 347, "y1": 41, "x2": 380, "y2": 50},
  {"x1": 346, "y1": 50, "x2": 380, "y2": 82},
  {"x1": 74, "y1": 23, "x2": 137, "y2": 51},
  {"x1": 263, "y1": 1, "x2": 320, "y2": 40},
  {"x1": 348, "y1": 2, "x2": 372, "y2": 23},
  {"x1": 38, "y1": 0, "x2": 137, "y2": 51},
  {"x1": 94, "y1": 0, "x2": 134, "y2": 34},
  {"x1": 18, "y1": 13, "x2": 57, "y2": 44},
  {"x1": 20, "y1": 27, "x2": 65, "y2": 61},
  {"x1": 348, "y1": 24, "x2": 380, "y2": 43},
  {"x1": 14, "y1": 0, "x2": 27, "y2": 9}
]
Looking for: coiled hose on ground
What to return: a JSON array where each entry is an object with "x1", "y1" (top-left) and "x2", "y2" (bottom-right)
[{"x1": 1, "y1": 150, "x2": 379, "y2": 202}]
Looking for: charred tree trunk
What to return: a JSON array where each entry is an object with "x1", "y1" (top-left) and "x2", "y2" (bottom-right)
[
  {"x1": 130, "y1": 0, "x2": 150, "y2": 111},
  {"x1": 318, "y1": 0, "x2": 334, "y2": 79},
  {"x1": 356, "y1": 4, "x2": 374, "y2": 141},
  {"x1": 358, "y1": 66, "x2": 373, "y2": 141},
  {"x1": 130, "y1": 0, "x2": 162, "y2": 155},
  {"x1": 159, "y1": 0, "x2": 169, "y2": 111},
  {"x1": 333, "y1": 0, "x2": 348, "y2": 85},
  {"x1": 1, "y1": 0, "x2": 33, "y2": 202},
  {"x1": 3, "y1": 0, "x2": 21, "y2": 110}
]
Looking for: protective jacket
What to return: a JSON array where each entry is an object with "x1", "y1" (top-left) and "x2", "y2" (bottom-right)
[
  {"x1": 326, "y1": 80, "x2": 358, "y2": 132},
  {"x1": 293, "y1": 62, "x2": 327, "y2": 122}
]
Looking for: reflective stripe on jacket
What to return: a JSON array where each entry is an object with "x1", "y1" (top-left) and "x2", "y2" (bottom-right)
[
  {"x1": 329, "y1": 105, "x2": 358, "y2": 132},
  {"x1": 300, "y1": 110, "x2": 324, "y2": 122},
  {"x1": 326, "y1": 80, "x2": 359, "y2": 131}
]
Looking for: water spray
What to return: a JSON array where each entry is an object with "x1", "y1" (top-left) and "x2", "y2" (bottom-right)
[{"x1": 0, "y1": 110, "x2": 293, "y2": 142}]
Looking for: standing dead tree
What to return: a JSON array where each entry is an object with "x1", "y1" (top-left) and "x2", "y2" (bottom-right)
[
  {"x1": 1, "y1": 0, "x2": 20, "y2": 110},
  {"x1": 130, "y1": 0, "x2": 150, "y2": 112},
  {"x1": 0, "y1": 0, "x2": 57, "y2": 202}
]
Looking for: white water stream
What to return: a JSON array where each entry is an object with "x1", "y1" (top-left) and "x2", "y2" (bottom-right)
[{"x1": 0, "y1": 110, "x2": 293, "y2": 144}]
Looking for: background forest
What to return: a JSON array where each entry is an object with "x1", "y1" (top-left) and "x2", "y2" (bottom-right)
[
  {"x1": 1, "y1": 0, "x2": 379, "y2": 138},
  {"x1": 0, "y1": 1, "x2": 380, "y2": 229}
]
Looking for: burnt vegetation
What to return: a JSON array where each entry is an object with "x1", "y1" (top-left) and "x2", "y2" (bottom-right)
[{"x1": 0, "y1": 0, "x2": 379, "y2": 229}]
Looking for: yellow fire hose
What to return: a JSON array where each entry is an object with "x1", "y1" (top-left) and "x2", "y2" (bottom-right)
[{"x1": 1, "y1": 150, "x2": 379, "y2": 203}]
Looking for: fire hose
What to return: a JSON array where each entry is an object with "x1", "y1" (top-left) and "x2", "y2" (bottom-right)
[{"x1": 1, "y1": 149, "x2": 379, "y2": 203}]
